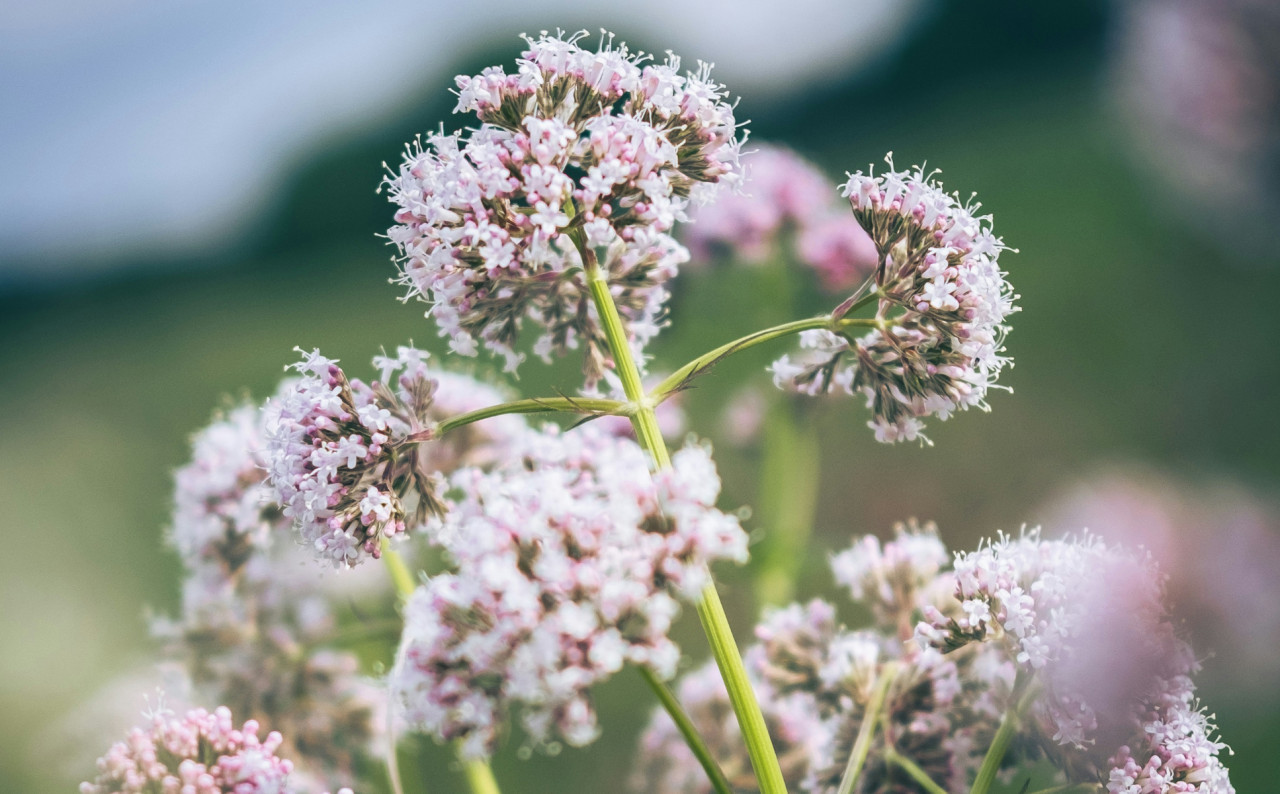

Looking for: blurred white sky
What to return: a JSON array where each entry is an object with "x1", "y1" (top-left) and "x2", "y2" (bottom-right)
[{"x1": 0, "y1": 0, "x2": 923, "y2": 279}]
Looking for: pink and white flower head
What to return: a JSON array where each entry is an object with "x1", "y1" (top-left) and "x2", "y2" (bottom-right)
[
  {"x1": 919, "y1": 529, "x2": 1235, "y2": 792},
  {"x1": 831, "y1": 519, "x2": 950, "y2": 636},
  {"x1": 384, "y1": 30, "x2": 745, "y2": 384},
  {"x1": 684, "y1": 144, "x2": 877, "y2": 292},
  {"x1": 80, "y1": 704, "x2": 353, "y2": 794},
  {"x1": 391, "y1": 423, "x2": 747, "y2": 758},
  {"x1": 264, "y1": 345, "x2": 524, "y2": 568},
  {"x1": 159, "y1": 398, "x2": 391, "y2": 788},
  {"x1": 771, "y1": 154, "x2": 1018, "y2": 444},
  {"x1": 636, "y1": 526, "x2": 1007, "y2": 794}
]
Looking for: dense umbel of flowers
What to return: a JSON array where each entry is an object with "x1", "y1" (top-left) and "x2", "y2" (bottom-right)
[
  {"x1": 636, "y1": 523, "x2": 1014, "y2": 793},
  {"x1": 156, "y1": 395, "x2": 386, "y2": 789},
  {"x1": 80, "y1": 705, "x2": 353, "y2": 794},
  {"x1": 918, "y1": 529, "x2": 1234, "y2": 793},
  {"x1": 771, "y1": 156, "x2": 1017, "y2": 444},
  {"x1": 392, "y1": 423, "x2": 748, "y2": 758},
  {"x1": 384, "y1": 30, "x2": 745, "y2": 381},
  {"x1": 684, "y1": 143, "x2": 878, "y2": 292},
  {"x1": 264, "y1": 345, "x2": 525, "y2": 567}
]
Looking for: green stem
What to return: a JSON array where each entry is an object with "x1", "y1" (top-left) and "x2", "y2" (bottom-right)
[
  {"x1": 433, "y1": 397, "x2": 626, "y2": 437},
  {"x1": 460, "y1": 754, "x2": 502, "y2": 794},
  {"x1": 577, "y1": 234, "x2": 787, "y2": 794},
  {"x1": 753, "y1": 401, "x2": 821, "y2": 606},
  {"x1": 883, "y1": 747, "x2": 947, "y2": 794},
  {"x1": 651, "y1": 314, "x2": 880, "y2": 402},
  {"x1": 836, "y1": 663, "x2": 898, "y2": 794},
  {"x1": 637, "y1": 667, "x2": 734, "y2": 794},
  {"x1": 970, "y1": 681, "x2": 1039, "y2": 794},
  {"x1": 382, "y1": 544, "x2": 417, "y2": 600},
  {"x1": 381, "y1": 546, "x2": 503, "y2": 794}
]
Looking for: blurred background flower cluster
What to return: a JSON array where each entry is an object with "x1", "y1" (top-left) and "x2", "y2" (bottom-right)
[{"x1": 3, "y1": 0, "x2": 1278, "y2": 791}]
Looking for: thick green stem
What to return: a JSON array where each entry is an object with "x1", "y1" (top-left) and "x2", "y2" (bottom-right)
[
  {"x1": 460, "y1": 755, "x2": 502, "y2": 794},
  {"x1": 836, "y1": 663, "x2": 897, "y2": 794},
  {"x1": 883, "y1": 747, "x2": 948, "y2": 794},
  {"x1": 637, "y1": 666, "x2": 734, "y2": 794},
  {"x1": 433, "y1": 397, "x2": 626, "y2": 437},
  {"x1": 578, "y1": 238, "x2": 787, "y2": 794}
]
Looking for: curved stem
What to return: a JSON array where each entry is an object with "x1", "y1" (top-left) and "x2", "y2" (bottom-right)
[
  {"x1": 637, "y1": 666, "x2": 734, "y2": 794},
  {"x1": 433, "y1": 397, "x2": 627, "y2": 437},
  {"x1": 651, "y1": 313, "x2": 881, "y2": 402},
  {"x1": 883, "y1": 746, "x2": 947, "y2": 794},
  {"x1": 578, "y1": 235, "x2": 787, "y2": 794},
  {"x1": 837, "y1": 663, "x2": 897, "y2": 794}
]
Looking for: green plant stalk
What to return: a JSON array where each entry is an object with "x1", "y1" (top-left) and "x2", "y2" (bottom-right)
[
  {"x1": 461, "y1": 756, "x2": 502, "y2": 794},
  {"x1": 836, "y1": 663, "x2": 897, "y2": 794},
  {"x1": 883, "y1": 746, "x2": 948, "y2": 794},
  {"x1": 637, "y1": 666, "x2": 734, "y2": 794},
  {"x1": 970, "y1": 680, "x2": 1039, "y2": 794},
  {"x1": 578, "y1": 243, "x2": 787, "y2": 794},
  {"x1": 432, "y1": 397, "x2": 627, "y2": 437},
  {"x1": 381, "y1": 546, "x2": 503, "y2": 794},
  {"x1": 753, "y1": 400, "x2": 821, "y2": 606}
]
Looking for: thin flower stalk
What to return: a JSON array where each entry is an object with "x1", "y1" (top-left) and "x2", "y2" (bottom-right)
[
  {"x1": 836, "y1": 662, "x2": 898, "y2": 794},
  {"x1": 883, "y1": 746, "x2": 949, "y2": 794},
  {"x1": 638, "y1": 667, "x2": 735, "y2": 794}
]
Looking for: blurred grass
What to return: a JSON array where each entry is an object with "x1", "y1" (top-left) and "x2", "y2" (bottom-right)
[{"x1": 4, "y1": 8, "x2": 1280, "y2": 792}]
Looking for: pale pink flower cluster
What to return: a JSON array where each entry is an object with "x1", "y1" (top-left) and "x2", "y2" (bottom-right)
[
  {"x1": 384, "y1": 30, "x2": 744, "y2": 381},
  {"x1": 637, "y1": 523, "x2": 1012, "y2": 793},
  {"x1": 918, "y1": 530, "x2": 1234, "y2": 792},
  {"x1": 158, "y1": 398, "x2": 387, "y2": 789},
  {"x1": 80, "y1": 705, "x2": 353, "y2": 794},
  {"x1": 771, "y1": 156, "x2": 1017, "y2": 444},
  {"x1": 391, "y1": 423, "x2": 747, "y2": 758},
  {"x1": 685, "y1": 144, "x2": 877, "y2": 291},
  {"x1": 264, "y1": 346, "x2": 523, "y2": 567}
]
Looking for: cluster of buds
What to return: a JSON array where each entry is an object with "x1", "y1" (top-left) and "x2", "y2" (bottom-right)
[
  {"x1": 636, "y1": 523, "x2": 1013, "y2": 793},
  {"x1": 685, "y1": 144, "x2": 878, "y2": 292},
  {"x1": 918, "y1": 529, "x2": 1234, "y2": 792},
  {"x1": 771, "y1": 156, "x2": 1017, "y2": 444},
  {"x1": 80, "y1": 705, "x2": 353, "y2": 794},
  {"x1": 264, "y1": 345, "x2": 524, "y2": 568},
  {"x1": 391, "y1": 423, "x2": 748, "y2": 758},
  {"x1": 384, "y1": 30, "x2": 744, "y2": 381}
]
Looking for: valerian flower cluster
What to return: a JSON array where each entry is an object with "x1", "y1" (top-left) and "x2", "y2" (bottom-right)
[
  {"x1": 637, "y1": 525, "x2": 1235, "y2": 793},
  {"x1": 392, "y1": 423, "x2": 747, "y2": 758},
  {"x1": 78, "y1": 27, "x2": 1240, "y2": 794},
  {"x1": 384, "y1": 29, "x2": 744, "y2": 382},
  {"x1": 80, "y1": 705, "x2": 352, "y2": 794},
  {"x1": 771, "y1": 157, "x2": 1018, "y2": 443}
]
